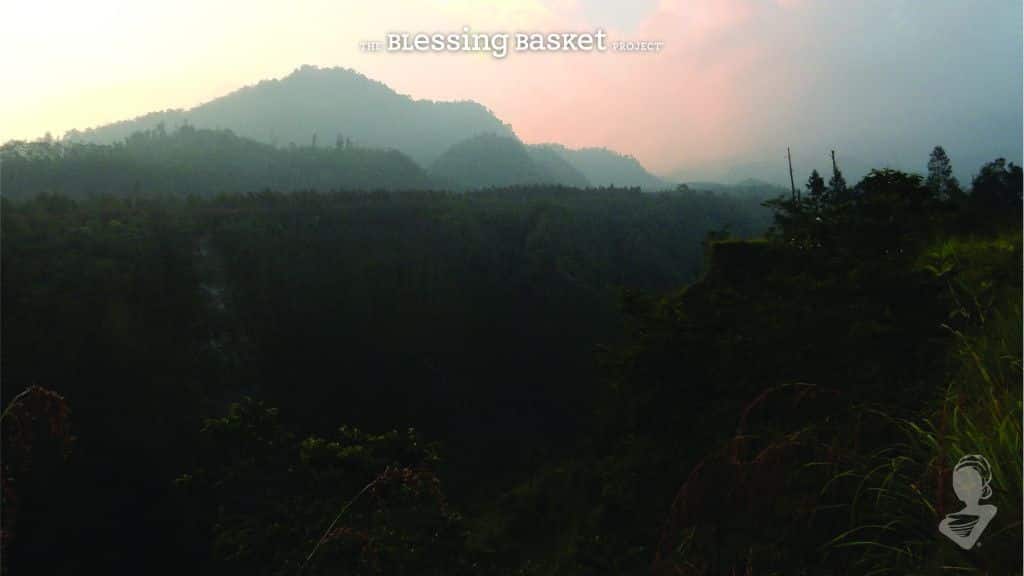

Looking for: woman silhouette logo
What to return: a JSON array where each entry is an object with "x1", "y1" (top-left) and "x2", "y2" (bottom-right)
[{"x1": 938, "y1": 454, "x2": 997, "y2": 550}]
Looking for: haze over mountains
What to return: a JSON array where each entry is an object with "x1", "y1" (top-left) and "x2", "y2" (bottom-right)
[
  {"x1": 62, "y1": 65, "x2": 669, "y2": 191},
  {"x1": 43, "y1": 63, "x2": 1001, "y2": 193},
  {"x1": 533, "y1": 143, "x2": 665, "y2": 190}
]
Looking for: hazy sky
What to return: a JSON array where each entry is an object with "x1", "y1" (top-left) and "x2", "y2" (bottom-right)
[{"x1": 4, "y1": 0, "x2": 1022, "y2": 182}]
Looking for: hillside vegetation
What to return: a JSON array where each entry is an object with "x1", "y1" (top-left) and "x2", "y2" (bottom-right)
[{"x1": 1, "y1": 147, "x2": 1020, "y2": 575}]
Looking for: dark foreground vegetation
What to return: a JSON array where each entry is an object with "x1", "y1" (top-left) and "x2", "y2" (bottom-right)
[{"x1": 2, "y1": 145, "x2": 1021, "y2": 575}]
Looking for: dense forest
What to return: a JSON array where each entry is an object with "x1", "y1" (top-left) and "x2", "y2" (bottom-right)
[{"x1": 1, "y1": 141, "x2": 1021, "y2": 575}]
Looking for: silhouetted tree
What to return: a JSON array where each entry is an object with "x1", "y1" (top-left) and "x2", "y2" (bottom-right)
[
  {"x1": 926, "y1": 146, "x2": 961, "y2": 200},
  {"x1": 970, "y1": 158, "x2": 1023, "y2": 219},
  {"x1": 828, "y1": 158, "x2": 848, "y2": 202},
  {"x1": 806, "y1": 169, "x2": 827, "y2": 201}
]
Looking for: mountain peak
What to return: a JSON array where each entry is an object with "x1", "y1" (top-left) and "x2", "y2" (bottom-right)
[
  {"x1": 62, "y1": 66, "x2": 663, "y2": 188},
  {"x1": 67, "y1": 66, "x2": 513, "y2": 167}
]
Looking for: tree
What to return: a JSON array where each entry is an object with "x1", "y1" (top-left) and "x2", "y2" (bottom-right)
[
  {"x1": 828, "y1": 158, "x2": 848, "y2": 202},
  {"x1": 806, "y1": 169, "x2": 827, "y2": 201},
  {"x1": 970, "y1": 158, "x2": 1023, "y2": 217},
  {"x1": 2, "y1": 386, "x2": 74, "y2": 575},
  {"x1": 176, "y1": 399, "x2": 471, "y2": 575},
  {"x1": 926, "y1": 146, "x2": 961, "y2": 200},
  {"x1": 851, "y1": 169, "x2": 935, "y2": 253}
]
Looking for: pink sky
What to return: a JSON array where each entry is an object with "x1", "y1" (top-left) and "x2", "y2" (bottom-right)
[
  {"x1": 3, "y1": 0, "x2": 1020, "y2": 181},
  {"x1": 356, "y1": 0, "x2": 794, "y2": 174}
]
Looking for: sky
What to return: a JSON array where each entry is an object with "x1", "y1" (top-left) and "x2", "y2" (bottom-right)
[{"x1": 3, "y1": 0, "x2": 1022, "y2": 183}]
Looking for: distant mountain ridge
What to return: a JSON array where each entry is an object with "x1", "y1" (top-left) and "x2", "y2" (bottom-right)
[
  {"x1": 429, "y1": 134, "x2": 596, "y2": 189},
  {"x1": 525, "y1": 145, "x2": 592, "y2": 188},
  {"x1": 66, "y1": 65, "x2": 514, "y2": 168},
  {"x1": 430, "y1": 134, "x2": 556, "y2": 189},
  {"x1": 63, "y1": 65, "x2": 669, "y2": 191},
  {"x1": 536, "y1": 143, "x2": 666, "y2": 190},
  {"x1": 428, "y1": 134, "x2": 672, "y2": 191}
]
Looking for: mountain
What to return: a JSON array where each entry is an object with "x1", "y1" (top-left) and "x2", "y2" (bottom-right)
[
  {"x1": 430, "y1": 134, "x2": 557, "y2": 190},
  {"x1": 525, "y1": 145, "x2": 591, "y2": 188},
  {"x1": 432, "y1": 132, "x2": 598, "y2": 188},
  {"x1": 65, "y1": 65, "x2": 514, "y2": 168},
  {"x1": 538, "y1": 144, "x2": 666, "y2": 190},
  {"x1": 61, "y1": 65, "x2": 670, "y2": 191}
]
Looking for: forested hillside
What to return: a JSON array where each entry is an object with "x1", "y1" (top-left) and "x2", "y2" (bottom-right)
[
  {"x1": 4, "y1": 126, "x2": 671, "y2": 196},
  {"x1": 525, "y1": 145, "x2": 592, "y2": 188},
  {"x1": 2, "y1": 126, "x2": 434, "y2": 197},
  {"x1": 64, "y1": 65, "x2": 515, "y2": 168},
  {"x1": 538, "y1": 143, "x2": 667, "y2": 190},
  {"x1": 57, "y1": 66, "x2": 670, "y2": 190},
  {"x1": 1, "y1": 147, "x2": 1020, "y2": 575},
  {"x1": 430, "y1": 133, "x2": 598, "y2": 189},
  {"x1": 1, "y1": 179, "x2": 770, "y2": 574}
]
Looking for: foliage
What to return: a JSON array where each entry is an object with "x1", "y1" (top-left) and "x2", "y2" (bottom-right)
[
  {"x1": 1, "y1": 387, "x2": 74, "y2": 574},
  {"x1": 926, "y1": 145, "x2": 962, "y2": 201},
  {"x1": 1, "y1": 184, "x2": 768, "y2": 574},
  {"x1": 585, "y1": 167, "x2": 1022, "y2": 574},
  {"x1": 1, "y1": 125, "x2": 433, "y2": 199},
  {"x1": 818, "y1": 234, "x2": 1022, "y2": 574},
  {"x1": 1, "y1": 146, "x2": 1020, "y2": 575},
  {"x1": 968, "y1": 158, "x2": 1023, "y2": 223},
  {"x1": 176, "y1": 398, "x2": 472, "y2": 575}
]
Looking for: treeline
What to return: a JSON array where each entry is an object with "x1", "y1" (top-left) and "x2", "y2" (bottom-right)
[
  {"x1": 1, "y1": 125, "x2": 434, "y2": 198},
  {"x1": 1, "y1": 126, "x2": 679, "y2": 198},
  {"x1": 769, "y1": 146, "x2": 1022, "y2": 245}
]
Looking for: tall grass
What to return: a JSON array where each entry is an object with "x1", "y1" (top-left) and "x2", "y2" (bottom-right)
[{"x1": 825, "y1": 234, "x2": 1022, "y2": 574}]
